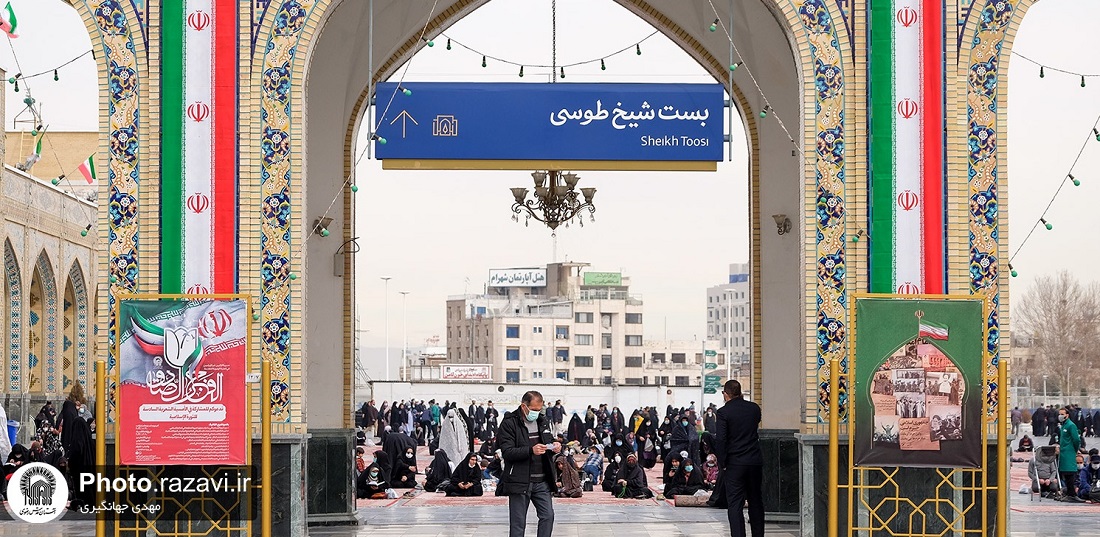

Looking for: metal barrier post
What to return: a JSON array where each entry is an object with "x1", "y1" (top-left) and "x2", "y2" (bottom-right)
[{"x1": 828, "y1": 357, "x2": 839, "y2": 537}]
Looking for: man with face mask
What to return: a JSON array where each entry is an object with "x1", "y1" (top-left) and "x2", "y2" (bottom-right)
[
  {"x1": 715, "y1": 379, "x2": 764, "y2": 537},
  {"x1": 1078, "y1": 454, "x2": 1100, "y2": 501},
  {"x1": 1057, "y1": 405, "x2": 1083, "y2": 501},
  {"x1": 498, "y1": 391, "x2": 560, "y2": 537}
]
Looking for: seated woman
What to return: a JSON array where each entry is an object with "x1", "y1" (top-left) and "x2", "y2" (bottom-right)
[
  {"x1": 664, "y1": 457, "x2": 704, "y2": 498},
  {"x1": 392, "y1": 446, "x2": 419, "y2": 488},
  {"x1": 357, "y1": 460, "x2": 390, "y2": 499},
  {"x1": 602, "y1": 453, "x2": 622, "y2": 493},
  {"x1": 1028, "y1": 445, "x2": 1061, "y2": 498},
  {"x1": 611, "y1": 453, "x2": 653, "y2": 499},
  {"x1": 445, "y1": 453, "x2": 484, "y2": 497},
  {"x1": 554, "y1": 453, "x2": 583, "y2": 498},
  {"x1": 423, "y1": 450, "x2": 452, "y2": 493},
  {"x1": 663, "y1": 452, "x2": 684, "y2": 487},
  {"x1": 702, "y1": 453, "x2": 720, "y2": 491},
  {"x1": 1017, "y1": 435, "x2": 1034, "y2": 452}
]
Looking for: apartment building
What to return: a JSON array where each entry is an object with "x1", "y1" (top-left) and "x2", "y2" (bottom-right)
[
  {"x1": 707, "y1": 263, "x2": 751, "y2": 368},
  {"x1": 445, "y1": 262, "x2": 724, "y2": 386}
]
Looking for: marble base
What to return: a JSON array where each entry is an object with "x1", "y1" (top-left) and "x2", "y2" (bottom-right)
[
  {"x1": 305, "y1": 428, "x2": 357, "y2": 526},
  {"x1": 796, "y1": 434, "x2": 1006, "y2": 537}
]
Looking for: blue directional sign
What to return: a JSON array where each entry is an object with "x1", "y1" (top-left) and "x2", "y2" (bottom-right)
[{"x1": 373, "y1": 82, "x2": 724, "y2": 163}]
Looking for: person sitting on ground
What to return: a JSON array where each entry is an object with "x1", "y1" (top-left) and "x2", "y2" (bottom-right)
[
  {"x1": 391, "y1": 445, "x2": 419, "y2": 488},
  {"x1": 582, "y1": 445, "x2": 604, "y2": 484},
  {"x1": 664, "y1": 457, "x2": 705, "y2": 499},
  {"x1": 357, "y1": 453, "x2": 390, "y2": 499},
  {"x1": 611, "y1": 453, "x2": 653, "y2": 499},
  {"x1": 602, "y1": 453, "x2": 622, "y2": 493},
  {"x1": 554, "y1": 452, "x2": 583, "y2": 498},
  {"x1": 663, "y1": 451, "x2": 684, "y2": 486},
  {"x1": 444, "y1": 452, "x2": 484, "y2": 497},
  {"x1": 1017, "y1": 435, "x2": 1034, "y2": 452},
  {"x1": 702, "y1": 453, "x2": 720, "y2": 491},
  {"x1": 1029, "y1": 445, "x2": 1061, "y2": 498},
  {"x1": 355, "y1": 446, "x2": 368, "y2": 476},
  {"x1": 423, "y1": 450, "x2": 452, "y2": 493},
  {"x1": 1078, "y1": 454, "x2": 1100, "y2": 501}
]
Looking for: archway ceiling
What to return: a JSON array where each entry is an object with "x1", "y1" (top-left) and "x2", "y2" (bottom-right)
[{"x1": 307, "y1": 0, "x2": 799, "y2": 138}]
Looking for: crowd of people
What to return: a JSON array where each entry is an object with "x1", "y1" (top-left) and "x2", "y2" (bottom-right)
[
  {"x1": 1015, "y1": 404, "x2": 1100, "y2": 503},
  {"x1": 1, "y1": 383, "x2": 96, "y2": 508},
  {"x1": 353, "y1": 398, "x2": 728, "y2": 502}
]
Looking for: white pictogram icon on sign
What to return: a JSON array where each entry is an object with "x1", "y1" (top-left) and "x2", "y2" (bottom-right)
[
  {"x1": 391, "y1": 110, "x2": 418, "y2": 138},
  {"x1": 433, "y1": 115, "x2": 458, "y2": 137}
]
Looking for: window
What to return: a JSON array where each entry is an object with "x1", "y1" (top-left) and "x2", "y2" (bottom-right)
[
  {"x1": 533, "y1": 326, "x2": 543, "y2": 334},
  {"x1": 625, "y1": 313, "x2": 642, "y2": 324},
  {"x1": 651, "y1": 353, "x2": 666, "y2": 364},
  {"x1": 506, "y1": 325, "x2": 520, "y2": 338},
  {"x1": 656, "y1": 376, "x2": 669, "y2": 385},
  {"x1": 575, "y1": 312, "x2": 594, "y2": 323},
  {"x1": 625, "y1": 335, "x2": 642, "y2": 346},
  {"x1": 601, "y1": 355, "x2": 612, "y2": 370},
  {"x1": 602, "y1": 376, "x2": 613, "y2": 385},
  {"x1": 601, "y1": 333, "x2": 613, "y2": 349},
  {"x1": 532, "y1": 349, "x2": 544, "y2": 357},
  {"x1": 675, "y1": 376, "x2": 689, "y2": 386},
  {"x1": 624, "y1": 378, "x2": 643, "y2": 385},
  {"x1": 506, "y1": 370, "x2": 520, "y2": 383},
  {"x1": 556, "y1": 371, "x2": 569, "y2": 381},
  {"x1": 575, "y1": 334, "x2": 594, "y2": 345},
  {"x1": 574, "y1": 378, "x2": 593, "y2": 385},
  {"x1": 532, "y1": 371, "x2": 544, "y2": 379},
  {"x1": 556, "y1": 348, "x2": 570, "y2": 362},
  {"x1": 555, "y1": 326, "x2": 570, "y2": 340},
  {"x1": 506, "y1": 348, "x2": 520, "y2": 361},
  {"x1": 575, "y1": 356, "x2": 594, "y2": 367},
  {"x1": 695, "y1": 353, "x2": 703, "y2": 364},
  {"x1": 625, "y1": 356, "x2": 643, "y2": 368},
  {"x1": 672, "y1": 353, "x2": 686, "y2": 364}
]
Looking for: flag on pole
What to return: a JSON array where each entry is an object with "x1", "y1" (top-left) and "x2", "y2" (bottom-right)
[
  {"x1": 34, "y1": 134, "x2": 41, "y2": 156},
  {"x1": 918, "y1": 320, "x2": 949, "y2": 340},
  {"x1": 1, "y1": 2, "x2": 18, "y2": 38},
  {"x1": 77, "y1": 154, "x2": 96, "y2": 183}
]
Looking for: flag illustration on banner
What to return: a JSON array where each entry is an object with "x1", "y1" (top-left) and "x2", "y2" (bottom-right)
[
  {"x1": 77, "y1": 154, "x2": 96, "y2": 183},
  {"x1": 919, "y1": 320, "x2": 949, "y2": 341},
  {"x1": 161, "y1": 1, "x2": 238, "y2": 295},
  {"x1": 869, "y1": 0, "x2": 946, "y2": 296}
]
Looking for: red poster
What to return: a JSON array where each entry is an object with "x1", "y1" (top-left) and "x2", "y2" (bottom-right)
[{"x1": 117, "y1": 298, "x2": 249, "y2": 465}]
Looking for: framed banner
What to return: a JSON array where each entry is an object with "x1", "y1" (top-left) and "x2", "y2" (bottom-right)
[
  {"x1": 116, "y1": 296, "x2": 252, "y2": 465},
  {"x1": 851, "y1": 295, "x2": 986, "y2": 468}
]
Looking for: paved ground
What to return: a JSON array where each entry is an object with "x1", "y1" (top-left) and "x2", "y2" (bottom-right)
[{"x1": 2, "y1": 435, "x2": 1099, "y2": 535}]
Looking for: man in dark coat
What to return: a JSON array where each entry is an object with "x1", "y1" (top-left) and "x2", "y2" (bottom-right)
[
  {"x1": 715, "y1": 380, "x2": 764, "y2": 537},
  {"x1": 498, "y1": 391, "x2": 560, "y2": 537},
  {"x1": 485, "y1": 401, "x2": 500, "y2": 438},
  {"x1": 1033, "y1": 406, "x2": 1047, "y2": 437}
]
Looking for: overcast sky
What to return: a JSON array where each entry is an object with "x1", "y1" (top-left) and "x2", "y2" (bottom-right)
[{"x1": 4, "y1": 0, "x2": 1097, "y2": 356}]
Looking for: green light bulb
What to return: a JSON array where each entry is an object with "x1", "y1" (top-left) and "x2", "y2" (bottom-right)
[
  {"x1": 253, "y1": 313, "x2": 261, "y2": 321},
  {"x1": 600, "y1": 59, "x2": 606, "y2": 71},
  {"x1": 560, "y1": 67, "x2": 565, "y2": 79},
  {"x1": 446, "y1": 39, "x2": 451, "y2": 50},
  {"x1": 1082, "y1": 76, "x2": 1087, "y2": 88},
  {"x1": 289, "y1": 273, "x2": 298, "y2": 281},
  {"x1": 850, "y1": 235, "x2": 859, "y2": 243},
  {"x1": 729, "y1": 63, "x2": 739, "y2": 72},
  {"x1": 482, "y1": 56, "x2": 487, "y2": 68},
  {"x1": 80, "y1": 230, "x2": 88, "y2": 237},
  {"x1": 378, "y1": 137, "x2": 387, "y2": 145},
  {"x1": 109, "y1": 275, "x2": 118, "y2": 283},
  {"x1": 518, "y1": 66, "x2": 524, "y2": 78},
  {"x1": 402, "y1": 87, "x2": 412, "y2": 96},
  {"x1": 1072, "y1": 178, "x2": 1081, "y2": 186},
  {"x1": 759, "y1": 108, "x2": 768, "y2": 119},
  {"x1": 51, "y1": 178, "x2": 60, "y2": 185},
  {"x1": 1010, "y1": 269, "x2": 1018, "y2": 278},
  {"x1": 1039, "y1": 66, "x2": 1044, "y2": 78},
  {"x1": 6, "y1": 77, "x2": 12, "y2": 84},
  {"x1": 350, "y1": 185, "x2": 358, "y2": 192},
  {"x1": 427, "y1": 40, "x2": 434, "y2": 47},
  {"x1": 30, "y1": 130, "x2": 38, "y2": 136},
  {"x1": 636, "y1": 44, "x2": 641, "y2": 56},
  {"x1": 320, "y1": 228, "x2": 330, "y2": 237},
  {"x1": 53, "y1": 70, "x2": 58, "y2": 82},
  {"x1": 709, "y1": 22, "x2": 717, "y2": 32}
]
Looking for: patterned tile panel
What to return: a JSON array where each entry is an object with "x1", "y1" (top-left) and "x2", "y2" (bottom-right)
[{"x1": 4, "y1": 241, "x2": 19, "y2": 392}]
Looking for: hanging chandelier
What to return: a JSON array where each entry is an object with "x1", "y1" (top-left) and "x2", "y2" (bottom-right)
[{"x1": 510, "y1": 171, "x2": 596, "y2": 230}]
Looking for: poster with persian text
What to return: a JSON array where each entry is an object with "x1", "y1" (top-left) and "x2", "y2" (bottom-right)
[
  {"x1": 853, "y1": 296, "x2": 984, "y2": 468},
  {"x1": 117, "y1": 298, "x2": 248, "y2": 465}
]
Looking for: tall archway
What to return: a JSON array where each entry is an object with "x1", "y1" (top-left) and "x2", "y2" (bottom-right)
[
  {"x1": 64, "y1": 261, "x2": 90, "y2": 391},
  {"x1": 28, "y1": 252, "x2": 59, "y2": 395},
  {"x1": 3, "y1": 240, "x2": 19, "y2": 392}
]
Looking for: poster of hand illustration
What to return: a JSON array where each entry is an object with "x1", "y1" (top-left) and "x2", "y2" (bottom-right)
[{"x1": 853, "y1": 296, "x2": 984, "y2": 468}]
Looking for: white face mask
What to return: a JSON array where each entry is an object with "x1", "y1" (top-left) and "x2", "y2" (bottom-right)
[
  {"x1": 1091, "y1": 463, "x2": 1099, "y2": 470},
  {"x1": 614, "y1": 455, "x2": 622, "y2": 463}
]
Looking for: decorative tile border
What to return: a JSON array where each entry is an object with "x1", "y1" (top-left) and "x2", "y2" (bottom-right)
[
  {"x1": 35, "y1": 253, "x2": 58, "y2": 394},
  {"x1": 4, "y1": 240, "x2": 20, "y2": 392},
  {"x1": 70, "y1": 262, "x2": 90, "y2": 390}
]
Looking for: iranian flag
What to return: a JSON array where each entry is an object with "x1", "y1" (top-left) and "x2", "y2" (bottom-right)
[
  {"x1": 160, "y1": 0, "x2": 238, "y2": 295},
  {"x1": 919, "y1": 320, "x2": 949, "y2": 341},
  {"x1": 77, "y1": 154, "x2": 96, "y2": 183},
  {"x1": 869, "y1": 0, "x2": 945, "y2": 296}
]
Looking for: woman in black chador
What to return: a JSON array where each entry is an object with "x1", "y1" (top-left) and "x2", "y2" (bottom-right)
[
  {"x1": 611, "y1": 453, "x2": 652, "y2": 499},
  {"x1": 445, "y1": 452, "x2": 484, "y2": 497}
]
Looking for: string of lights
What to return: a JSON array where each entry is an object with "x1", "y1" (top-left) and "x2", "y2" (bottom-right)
[
  {"x1": 1007, "y1": 112, "x2": 1100, "y2": 278},
  {"x1": 1011, "y1": 51, "x2": 1100, "y2": 86},
  {"x1": 438, "y1": 30, "x2": 660, "y2": 78}
]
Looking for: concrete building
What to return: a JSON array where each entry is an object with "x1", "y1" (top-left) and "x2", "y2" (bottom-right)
[
  {"x1": 446, "y1": 262, "x2": 725, "y2": 386},
  {"x1": 0, "y1": 69, "x2": 100, "y2": 443},
  {"x1": 707, "y1": 263, "x2": 751, "y2": 369}
]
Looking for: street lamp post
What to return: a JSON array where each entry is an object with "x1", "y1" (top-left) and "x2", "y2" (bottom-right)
[
  {"x1": 381, "y1": 277, "x2": 392, "y2": 380},
  {"x1": 1043, "y1": 374, "x2": 1048, "y2": 401},
  {"x1": 399, "y1": 291, "x2": 410, "y2": 382}
]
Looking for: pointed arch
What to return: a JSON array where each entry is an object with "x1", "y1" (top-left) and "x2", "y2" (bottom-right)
[
  {"x1": 65, "y1": 261, "x2": 90, "y2": 391},
  {"x1": 30, "y1": 251, "x2": 59, "y2": 394},
  {"x1": 3, "y1": 239, "x2": 20, "y2": 392}
]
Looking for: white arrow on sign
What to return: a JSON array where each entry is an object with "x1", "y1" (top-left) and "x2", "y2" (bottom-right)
[{"x1": 391, "y1": 110, "x2": 419, "y2": 138}]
